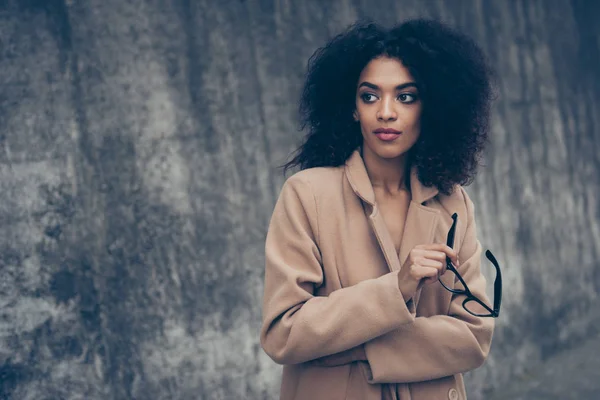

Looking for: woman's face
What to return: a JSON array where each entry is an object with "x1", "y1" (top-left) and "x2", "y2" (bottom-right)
[{"x1": 354, "y1": 56, "x2": 422, "y2": 160}]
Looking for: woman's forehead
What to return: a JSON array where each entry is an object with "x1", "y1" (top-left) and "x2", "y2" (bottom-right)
[{"x1": 357, "y1": 57, "x2": 416, "y2": 88}]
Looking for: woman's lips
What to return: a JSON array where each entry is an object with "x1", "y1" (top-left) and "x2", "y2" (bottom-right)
[
  {"x1": 373, "y1": 129, "x2": 402, "y2": 141},
  {"x1": 375, "y1": 133, "x2": 400, "y2": 142},
  {"x1": 375, "y1": 133, "x2": 401, "y2": 141}
]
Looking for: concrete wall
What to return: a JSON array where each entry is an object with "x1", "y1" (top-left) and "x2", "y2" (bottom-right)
[{"x1": 1, "y1": 0, "x2": 599, "y2": 399}]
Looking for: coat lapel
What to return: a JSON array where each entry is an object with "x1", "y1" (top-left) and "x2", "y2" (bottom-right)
[
  {"x1": 397, "y1": 167, "x2": 441, "y2": 266},
  {"x1": 345, "y1": 150, "x2": 441, "y2": 305},
  {"x1": 345, "y1": 150, "x2": 399, "y2": 273}
]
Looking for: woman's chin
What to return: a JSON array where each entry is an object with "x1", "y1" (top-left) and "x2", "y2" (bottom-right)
[
  {"x1": 362, "y1": 137, "x2": 416, "y2": 160},
  {"x1": 370, "y1": 146, "x2": 410, "y2": 160}
]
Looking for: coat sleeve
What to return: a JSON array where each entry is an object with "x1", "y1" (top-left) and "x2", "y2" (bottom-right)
[
  {"x1": 362, "y1": 187, "x2": 495, "y2": 383},
  {"x1": 260, "y1": 175, "x2": 416, "y2": 365}
]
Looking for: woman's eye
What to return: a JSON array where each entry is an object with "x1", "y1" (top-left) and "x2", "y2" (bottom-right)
[
  {"x1": 398, "y1": 93, "x2": 418, "y2": 103},
  {"x1": 360, "y1": 93, "x2": 378, "y2": 103}
]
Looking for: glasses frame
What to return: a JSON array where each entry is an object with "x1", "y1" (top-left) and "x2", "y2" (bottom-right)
[{"x1": 439, "y1": 213, "x2": 502, "y2": 318}]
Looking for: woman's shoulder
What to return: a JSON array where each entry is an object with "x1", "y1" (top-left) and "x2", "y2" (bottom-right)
[
  {"x1": 274, "y1": 166, "x2": 345, "y2": 222},
  {"x1": 434, "y1": 184, "x2": 476, "y2": 217},
  {"x1": 282, "y1": 165, "x2": 345, "y2": 194}
]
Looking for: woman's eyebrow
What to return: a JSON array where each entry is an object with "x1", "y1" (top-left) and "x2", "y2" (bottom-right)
[
  {"x1": 358, "y1": 81, "x2": 418, "y2": 90},
  {"x1": 358, "y1": 82, "x2": 379, "y2": 90},
  {"x1": 396, "y1": 82, "x2": 418, "y2": 90}
]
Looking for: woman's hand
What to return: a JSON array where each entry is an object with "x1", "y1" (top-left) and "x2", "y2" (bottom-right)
[{"x1": 397, "y1": 243, "x2": 459, "y2": 303}]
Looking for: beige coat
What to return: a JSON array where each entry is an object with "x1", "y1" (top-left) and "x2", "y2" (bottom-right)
[{"x1": 260, "y1": 149, "x2": 494, "y2": 400}]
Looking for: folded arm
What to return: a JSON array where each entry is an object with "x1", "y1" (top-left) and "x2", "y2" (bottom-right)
[{"x1": 363, "y1": 188, "x2": 495, "y2": 383}]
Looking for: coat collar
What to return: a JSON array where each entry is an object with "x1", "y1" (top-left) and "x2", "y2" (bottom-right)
[
  {"x1": 344, "y1": 149, "x2": 439, "y2": 205},
  {"x1": 344, "y1": 148, "x2": 442, "y2": 309}
]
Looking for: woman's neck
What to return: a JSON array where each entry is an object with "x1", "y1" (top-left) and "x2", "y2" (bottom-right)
[{"x1": 361, "y1": 145, "x2": 409, "y2": 195}]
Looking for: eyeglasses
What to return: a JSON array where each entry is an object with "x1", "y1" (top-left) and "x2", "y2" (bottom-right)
[{"x1": 439, "y1": 213, "x2": 502, "y2": 318}]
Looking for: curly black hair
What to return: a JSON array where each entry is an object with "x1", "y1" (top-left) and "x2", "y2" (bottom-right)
[{"x1": 283, "y1": 18, "x2": 497, "y2": 195}]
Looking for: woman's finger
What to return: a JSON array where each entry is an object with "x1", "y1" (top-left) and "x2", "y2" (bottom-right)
[
  {"x1": 421, "y1": 250, "x2": 447, "y2": 263},
  {"x1": 423, "y1": 243, "x2": 459, "y2": 267},
  {"x1": 417, "y1": 252, "x2": 449, "y2": 276},
  {"x1": 417, "y1": 257, "x2": 445, "y2": 274},
  {"x1": 413, "y1": 265, "x2": 439, "y2": 281}
]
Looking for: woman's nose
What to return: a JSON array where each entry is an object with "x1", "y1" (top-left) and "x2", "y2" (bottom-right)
[{"x1": 377, "y1": 98, "x2": 397, "y2": 121}]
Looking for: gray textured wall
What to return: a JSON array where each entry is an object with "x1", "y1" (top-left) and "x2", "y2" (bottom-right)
[{"x1": 1, "y1": 0, "x2": 599, "y2": 399}]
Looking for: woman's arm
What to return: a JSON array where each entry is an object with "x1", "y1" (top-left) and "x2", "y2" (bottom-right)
[
  {"x1": 260, "y1": 175, "x2": 415, "y2": 365},
  {"x1": 362, "y1": 187, "x2": 495, "y2": 383}
]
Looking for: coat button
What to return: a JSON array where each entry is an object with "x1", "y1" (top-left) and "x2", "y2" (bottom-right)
[{"x1": 448, "y1": 388, "x2": 459, "y2": 400}]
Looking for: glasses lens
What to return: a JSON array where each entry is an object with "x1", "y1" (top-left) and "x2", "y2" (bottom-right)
[
  {"x1": 439, "y1": 267, "x2": 468, "y2": 294},
  {"x1": 463, "y1": 297, "x2": 493, "y2": 317}
]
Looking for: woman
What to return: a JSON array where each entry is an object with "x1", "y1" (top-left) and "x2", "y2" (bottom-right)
[{"x1": 260, "y1": 18, "x2": 497, "y2": 400}]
